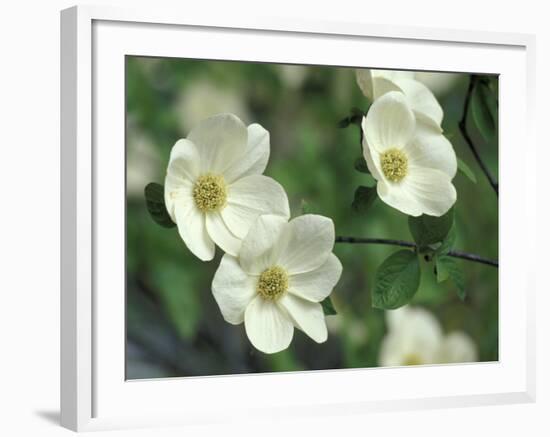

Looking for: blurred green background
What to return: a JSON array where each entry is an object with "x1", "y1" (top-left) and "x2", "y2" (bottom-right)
[{"x1": 125, "y1": 56, "x2": 498, "y2": 379}]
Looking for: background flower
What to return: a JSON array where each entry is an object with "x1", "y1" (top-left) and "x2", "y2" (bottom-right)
[
  {"x1": 212, "y1": 214, "x2": 343, "y2": 353},
  {"x1": 126, "y1": 118, "x2": 160, "y2": 198},
  {"x1": 165, "y1": 113, "x2": 290, "y2": 261},
  {"x1": 362, "y1": 91, "x2": 457, "y2": 216},
  {"x1": 175, "y1": 80, "x2": 251, "y2": 134},
  {"x1": 437, "y1": 331, "x2": 478, "y2": 363},
  {"x1": 275, "y1": 64, "x2": 309, "y2": 90},
  {"x1": 356, "y1": 68, "x2": 444, "y2": 130},
  {"x1": 415, "y1": 72, "x2": 462, "y2": 98},
  {"x1": 379, "y1": 305, "x2": 478, "y2": 366}
]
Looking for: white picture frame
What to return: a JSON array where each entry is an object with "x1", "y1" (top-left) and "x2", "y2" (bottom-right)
[{"x1": 60, "y1": 4, "x2": 536, "y2": 432}]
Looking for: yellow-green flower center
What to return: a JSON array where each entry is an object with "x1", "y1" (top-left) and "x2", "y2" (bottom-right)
[
  {"x1": 257, "y1": 266, "x2": 289, "y2": 301},
  {"x1": 380, "y1": 148, "x2": 408, "y2": 182},
  {"x1": 192, "y1": 173, "x2": 227, "y2": 212},
  {"x1": 403, "y1": 353, "x2": 423, "y2": 366}
]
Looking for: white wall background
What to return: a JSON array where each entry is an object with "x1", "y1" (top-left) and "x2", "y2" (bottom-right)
[{"x1": 0, "y1": 0, "x2": 546, "y2": 435}]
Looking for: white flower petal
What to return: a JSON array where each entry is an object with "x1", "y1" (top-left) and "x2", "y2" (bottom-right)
[
  {"x1": 405, "y1": 122, "x2": 457, "y2": 178},
  {"x1": 212, "y1": 254, "x2": 257, "y2": 325},
  {"x1": 288, "y1": 254, "x2": 342, "y2": 302},
  {"x1": 385, "y1": 306, "x2": 411, "y2": 331},
  {"x1": 438, "y1": 332, "x2": 478, "y2": 364},
  {"x1": 363, "y1": 91, "x2": 416, "y2": 153},
  {"x1": 166, "y1": 138, "x2": 201, "y2": 181},
  {"x1": 404, "y1": 307, "x2": 443, "y2": 341},
  {"x1": 356, "y1": 69, "x2": 414, "y2": 100},
  {"x1": 399, "y1": 308, "x2": 443, "y2": 364},
  {"x1": 380, "y1": 306, "x2": 443, "y2": 366},
  {"x1": 379, "y1": 332, "x2": 440, "y2": 366},
  {"x1": 174, "y1": 201, "x2": 215, "y2": 261},
  {"x1": 239, "y1": 214, "x2": 288, "y2": 275},
  {"x1": 164, "y1": 139, "x2": 201, "y2": 221},
  {"x1": 222, "y1": 123, "x2": 270, "y2": 183},
  {"x1": 222, "y1": 174, "x2": 290, "y2": 239},
  {"x1": 373, "y1": 69, "x2": 415, "y2": 82},
  {"x1": 164, "y1": 176, "x2": 193, "y2": 223},
  {"x1": 415, "y1": 72, "x2": 461, "y2": 97},
  {"x1": 244, "y1": 296, "x2": 294, "y2": 354},
  {"x1": 205, "y1": 212, "x2": 242, "y2": 256},
  {"x1": 362, "y1": 136, "x2": 388, "y2": 184},
  {"x1": 371, "y1": 77, "x2": 402, "y2": 100},
  {"x1": 279, "y1": 294, "x2": 327, "y2": 343},
  {"x1": 276, "y1": 215, "x2": 335, "y2": 275},
  {"x1": 187, "y1": 113, "x2": 248, "y2": 174},
  {"x1": 379, "y1": 332, "x2": 409, "y2": 366},
  {"x1": 401, "y1": 167, "x2": 457, "y2": 217},
  {"x1": 356, "y1": 69, "x2": 375, "y2": 100},
  {"x1": 394, "y1": 78, "x2": 444, "y2": 130},
  {"x1": 376, "y1": 180, "x2": 424, "y2": 217},
  {"x1": 377, "y1": 164, "x2": 456, "y2": 217}
]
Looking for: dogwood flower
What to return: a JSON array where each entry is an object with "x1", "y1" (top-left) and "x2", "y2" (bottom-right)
[
  {"x1": 356, "y1": 68, "x2": 443, "y2": 130},
  {"x1": 175, "y1": 81, "x2": 250, "y2": 133},
  {"x1": 361, "y1": 91, "x2": 457, "y2": 216},
  {"x1": 415, "y1": 72, "x2": 461, "y2": 98},
  {"x1": 165, "y1": 113, "x2": 290, "y2": 261},
  {"x1": 379, "y1": 306, "x2": 478, "y2": 366},
  {"x1": 127, "y1": 119, "x2": 160, "y2": 198},
  {"x1": 437, "y1": 331, "x2": 478, "y2": 363},
  {"x1": 212, "y1": 214, "x2": 343, "y2": 354}
]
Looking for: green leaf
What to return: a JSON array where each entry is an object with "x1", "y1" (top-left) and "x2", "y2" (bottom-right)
[
  {"x1": 144, "y1": 183, "x2": 176, "y2": 228},
  {"x1": 338, "y1": 107, "x2": 365, "y2": 128},
  {"x1": 352, "y1": 185, "x2": 377, "y2": 215},
  {"x1": 434, "y1": 257, "x2": 450, "y2": 283},
  {"x1": 408, "y1": 208, "x2": 454, "y2": 247},
  {"x1": 457, "y1": 158, "x2": 477, "y2": 184},
  {"x1": 348, "y1": 107, "x2": 365, "y2": 126},
  {"x1": 354, "y1": 156, "x2": 370, "y2": 174},
  {"x1": 337, "y1": 117, "x2": 351, "y2": 128},
  {"x1": 372, "y1": 250, "x2": 421, "y2": 309},
  {"x1": 435, "y1": 255, "x2": 466, "y2": 300},
  {"x1": 434, "y1": 225, "x2": 456, "y2": 256},
  {"x1": 353, "y1": 157, "x2": 376, "y2": 187},
  {"x1": 321, "y1": 296, "x2": 337, "y2": 315},
  {"x1": 471, "y1": 78, "x2": 498, "y2": 143}
]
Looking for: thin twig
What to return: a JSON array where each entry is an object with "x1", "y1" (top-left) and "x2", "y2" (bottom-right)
[
  {"x1": 445, "y1": 248, "x2": 498, "y2": 267},
  {"x1": 459, "y1": 75, "x2": 499, "y2": 196},
  {"x1": 336, "y1": 236, "x2": 415, "y2": 249},
  {"x1": 335, "y1": 236, "x2": 498, "y2": 268}
]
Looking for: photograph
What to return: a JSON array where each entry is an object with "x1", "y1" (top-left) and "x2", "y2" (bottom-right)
[
  {"x1": 125, "y1": 56, "x2": 499, "y2": 379},
  {"x1": 2, "y1": 0, "x2": 543, "y2": 434}
]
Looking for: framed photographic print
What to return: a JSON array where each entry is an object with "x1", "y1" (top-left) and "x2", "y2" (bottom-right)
[{"x1": 60, "y1": 5, "x2": 536, "y2": 432}]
